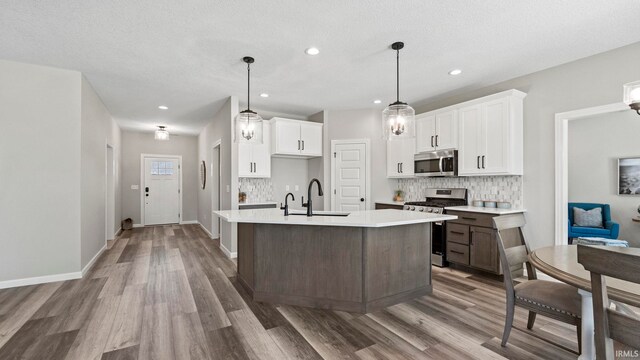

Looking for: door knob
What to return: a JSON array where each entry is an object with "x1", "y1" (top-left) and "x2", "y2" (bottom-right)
[{"x1": 360, "y1": 198, "x2": 365, "y2": 202}]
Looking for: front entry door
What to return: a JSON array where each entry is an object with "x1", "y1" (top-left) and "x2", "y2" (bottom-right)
[
  {"x1": 144, "y1": 157, "x2": 180, "y2": 225},
  {"x1": 334, "y1": 142, "x2": 367, "y2": 211}
]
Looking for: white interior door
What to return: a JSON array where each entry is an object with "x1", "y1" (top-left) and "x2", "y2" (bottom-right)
[
  {"x1": 144, "y1": 157, "x2": 180, "y2": 225},
  {"x1": 334, "y1": 142, "x2": 367, "y2": 212}
]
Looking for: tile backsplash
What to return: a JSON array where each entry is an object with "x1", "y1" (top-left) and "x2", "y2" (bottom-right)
[
  {"x1": 239, "y1": 178, "x2": 273, "y2": 203},
  {"x1": 397, "y1": 176, "x2": 524, "y2": 208}
]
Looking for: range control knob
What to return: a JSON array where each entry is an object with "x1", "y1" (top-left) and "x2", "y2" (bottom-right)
[
  {"x1": 418, "y1": 207, "x2": 424, "y2": 212},
  {"x1": 427, "y1": 208, "x2": 433, "y2": 213}
]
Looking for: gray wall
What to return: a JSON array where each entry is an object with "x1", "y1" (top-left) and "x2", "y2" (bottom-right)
[
  {"x1": 198, "y1": 97, "x2": 238, "y2": 254},
  {"x1": 411, "y1": 41, "x2": 640, "y2": 249},
  {"x1": 271, "y1": 158, "x2": 309, "y2": 209},
  {"x1": 569, "y1": 110, "x2": 640, "y2": 246},
  {"x1": 0, "y1": 60, "x2": 82, "y2": 282},
  {"x1": 80, "y1": 76, "x2": 122, "y2": 268},
  {"x1": 121, "y1": 131, "x2": 198, "y2": 224},
  {"x1": 307, "y1": 111, "x2": 327, "y2": 210}
]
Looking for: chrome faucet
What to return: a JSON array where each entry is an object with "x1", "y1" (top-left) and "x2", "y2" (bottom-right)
[
  {"x1": 301, "y1": 178, "x2": 323, "y2": 216},
  {"x1": 280, "y1": 192, "x2": 295, "y2": 216}
]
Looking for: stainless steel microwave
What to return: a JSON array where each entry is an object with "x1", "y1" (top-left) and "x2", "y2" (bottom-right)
[{"x1": 414, "y1": 150, "x2": 458, "y2": 177}]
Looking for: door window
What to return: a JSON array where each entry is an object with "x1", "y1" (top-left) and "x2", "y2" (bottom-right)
[{"x1": 151, "y1": 160, "x2": 174, "y2": 175}]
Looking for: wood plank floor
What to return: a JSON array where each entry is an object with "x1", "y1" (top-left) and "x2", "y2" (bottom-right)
[{"x1": 0, "y1": 224, "x2": 583, "y2": 360}]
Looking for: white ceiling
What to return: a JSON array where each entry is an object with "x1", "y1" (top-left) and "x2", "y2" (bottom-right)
[{"x1": 2, "y1": 1, "x2": 640, "y2": 135}]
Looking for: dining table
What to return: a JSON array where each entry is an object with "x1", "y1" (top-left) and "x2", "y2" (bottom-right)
[{"x1": 529, "y1": 245, "x2": 640, "y2": 360}]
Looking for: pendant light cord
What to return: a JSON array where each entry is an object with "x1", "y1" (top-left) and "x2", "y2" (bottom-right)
[
  {"x1": 247, "y1": 62, "x2": 251, "y2": 111},
  {"x1": 396, "y1": 48, "x2": 400, "y2": 103}
]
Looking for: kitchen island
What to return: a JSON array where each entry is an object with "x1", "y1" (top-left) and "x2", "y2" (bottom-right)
[{"x1": 214, "y1": 208, "x2": 456, "y2": 313}]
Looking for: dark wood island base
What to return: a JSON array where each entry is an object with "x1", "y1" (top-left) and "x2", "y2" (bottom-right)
[{"x1": 236, "y1": 222, "x2": 431, "y2": 313}]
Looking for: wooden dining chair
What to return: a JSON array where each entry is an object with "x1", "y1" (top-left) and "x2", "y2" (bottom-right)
[
  {"x1": 577, "y1": 245, "x2": 640, "y2": 359},
  {"x1": 493, "y1": 214, "x2": 582, "y2": 351}
]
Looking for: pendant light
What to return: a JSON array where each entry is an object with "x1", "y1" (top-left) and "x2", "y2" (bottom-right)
[
  {"x1": 382, "y1": 42, "x2": 415, "y2": 140},
  {"x1": 155, "y1": 126, "x2": 169, "y2": 141},
  {"x1": 235, "y1": 56, "x2": 263, "y2": 143}
]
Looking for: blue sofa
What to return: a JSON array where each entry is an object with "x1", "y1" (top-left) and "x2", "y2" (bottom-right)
[{"x1": 568, "y1": 203, "x2": 619, "y2": 241}]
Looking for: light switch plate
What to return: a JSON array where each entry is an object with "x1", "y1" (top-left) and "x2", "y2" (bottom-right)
[
  {"x1": 295, "y1": 185, "x2": 299, "y2": 191},
  {"x1": 131, "y1": 185, "x2": 139, "y2": 190}
]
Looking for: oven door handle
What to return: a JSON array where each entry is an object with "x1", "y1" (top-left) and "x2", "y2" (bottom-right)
[{"x1": 438, "y1": 157, "x2": 443, "y2": 173}]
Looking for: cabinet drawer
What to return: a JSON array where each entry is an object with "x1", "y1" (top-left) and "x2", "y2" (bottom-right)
[
  {"x1": 446, "y1": 223, "x2": 469, "y2": 245},
  {"x1": 446, "y1": 211, "x2": 495, "y2": 228},
  {"x1": 447, "y1": 242, "x2": 469, "y2": 266}
]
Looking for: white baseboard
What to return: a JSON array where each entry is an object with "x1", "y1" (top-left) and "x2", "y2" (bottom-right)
[
  {"x1": 82, "y1": 244, "x2": 107, "y2": 277},
  {"x1": 114, "y1": 227, "x2": 123, "y2": 237},
  {"x1": 0, "y1": 271, "x2": 82, "y2": 290},
  {"x1": 220, "y1": 243, "x2": 238, "y2": 259},
  {"x1": 133, "y1": 223, "x2": 144, "y2": 228},
  {"x1": 197, "y1": 222, "x2": 214, "y2": 239},
  {"x1": 180, "y1": 220, "x2": 198, "y2": 225}
]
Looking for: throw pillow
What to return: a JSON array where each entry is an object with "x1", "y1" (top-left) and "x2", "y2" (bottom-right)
[{"x1": 573, "y1": 207, "x2": 603, "y2": 228}]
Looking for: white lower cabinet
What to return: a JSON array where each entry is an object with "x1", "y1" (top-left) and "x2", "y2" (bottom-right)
[
  {"x1": 239, "y1": 122, "x2": 271, "y2": 178},
  {"x1": 387, "y1": 139, "x2": 415, "y2": 178}
]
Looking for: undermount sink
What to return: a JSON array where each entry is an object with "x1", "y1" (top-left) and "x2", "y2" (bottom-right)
[{"x1": 288, "y1": 210, "x2": 351, "y2": 217}]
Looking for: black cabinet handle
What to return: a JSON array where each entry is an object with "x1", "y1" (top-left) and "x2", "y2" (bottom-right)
[
  {"x1": 400, "y1": 163, "x2": 403, "y2": 173},
  {"x1": 462, "y1": 217, "x2": 476, "y2": 221},
  {"x1": 450, "y1": 250, "x2": 465, "y2": 255},
  {"x1": 482, "y1": 155, "x2": 485, "y2": 169},
  {"x1": 435, "y1": 135, "x2": 439, "y2": 147},
  {"x1": 298, "y1": 140, "x2": 300, "y2": 150},
  {"x1": 431, "y1": 136, "x2": 434, "y2": 147},
  {"x1": 477, "y1": 156, "x2": 480, "y2": 169},
  {"x1": 450, "y1": 231, "x2": 465, "y2": 235}
]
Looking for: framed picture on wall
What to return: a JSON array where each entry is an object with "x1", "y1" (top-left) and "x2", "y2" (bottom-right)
[{"x1": 618, "y1": 157, "x2": 640, "y2": 195}]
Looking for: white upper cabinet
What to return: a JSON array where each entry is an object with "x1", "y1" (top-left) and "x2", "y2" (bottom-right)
[
  {"x1": 271, "y1": 118, "x2": 323, "y2": 158},
  {"x1": 239, "y1": 122, "x2": 271, "y2": 178},
  {"x1": 458, "y1": 90, "x2": 525, "y2": 176},
  {"x1": 387, "y1": 139, "x2": 415, "y2": 178},
  {"x1": 416, "y1": 110, "x2": 458, "y2": 153}
]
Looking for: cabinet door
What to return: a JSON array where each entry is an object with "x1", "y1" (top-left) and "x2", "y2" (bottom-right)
[
  {"x1": 458, "y1": 105, "x2": 483, "y2": 175},
  {"x1": 416, "y1": 114, "x2": 436, "y2": 153},
  {"x1": 469, "y1": 226, "x2": 499, "y2": 273},
  {"x1": 435, "y1": 110, "x2": 458, "y2": 150},
  {"x1": 300, "y1": 123, "x2": 322, "y2": 156},
  {"x1": 274, "y1": 121, "x2": 301, "y2": 154},
  {"x1": 386, "y1": 140, "x2": 402, "y2": 177},
  {"x1": 481, "y1": 98, "x2": 510, "y2": 174},
  {"x1": 252, "y1": 123, "x2": 271, "y2": 177},
  {"x1": 238, "y1": 142, "x2": 253, "y2": 177},
  {"x1": 399, "y1": 139, "x2": 415, "y2": 176}
]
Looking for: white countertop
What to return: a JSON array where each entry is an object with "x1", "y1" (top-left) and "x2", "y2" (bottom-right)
[
  {"x1": 445, "y1": 205, "x2": 526, "y2": 215},
  {"x1": 214, "y1": 208, "x2": 456, "y2": 228},
  {"x1": 238, "y1": 201, "x2": 278, "y2": 206},
  {"x1": 374, "y1": 200, "x2": 406, "y2": 206}
]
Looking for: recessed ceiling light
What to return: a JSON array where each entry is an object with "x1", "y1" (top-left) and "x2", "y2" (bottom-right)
[
  {"x1": 158, "y1": 105, "x2": 168, "y2": 110},
  {"x1": 448, "y1": 69, "x2": 463, "y2": 76},
  {"x1": 373, "y1": 100, "x2": 382, "y2": 104},
  {"x1": 305, "y1": 47, "x2": 320, "y2": 56},
  {"x1": 260, "y1": 93, "x2": 269, "y2": 98}
]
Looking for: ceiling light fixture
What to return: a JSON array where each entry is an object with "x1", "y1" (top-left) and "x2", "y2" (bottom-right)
[
  {"x1": 382, "y1": 42, "x2": 415, "y2": 140},
  {"x1": 158, "y1": 105, "x2": 168, "y2": 110},
  {"x1": 305, "y1": 47, "x2": 320, "y2": 56},
  {"x1": 373, "y1": 100, "x2": 382, "y2": 104},
  {"x1": 448, "y1": 69, "x2": 463, "y2": 76},
  {"x1": 235, "y1": 56, "x2": 263, "y2": 143},
  {"x1": 260, "y1": 93, "x2": 269, "y2": 98},
  {"x1": 623, "y1": 81, "x2": 640, "y2": 115},
  {"x1": 155, "y1": 126, "x2": 169, "y2": 141}
]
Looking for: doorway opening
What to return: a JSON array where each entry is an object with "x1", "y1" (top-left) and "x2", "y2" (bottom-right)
[
  {"x1": 212, "y1": 141, "x2": 221, "y2": 238},
  {"x1": 330, "y1": 139, "x2": 371, "y2": 211},
  {"x1": 140, "y1": 154, "x2": 183, "y2": 226},
  {"x1": 106, "y1": 144, "x2": 116, "y2": 243}
]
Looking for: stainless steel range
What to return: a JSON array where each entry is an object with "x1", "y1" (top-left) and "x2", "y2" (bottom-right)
[{"x1": 404, "y1": 188, "x2": 468, "y2": 267}]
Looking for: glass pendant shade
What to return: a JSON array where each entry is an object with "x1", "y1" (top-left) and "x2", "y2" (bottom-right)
[
  {"x1": 623, "y1": 80, "x2": 640, "y2": 115},
  {"x1": 235, "y1": 109, "x2": 263, "y2": 143},
  {"x1": 155, "y1": 126, "x2": 169, "y2": 141},
  {"x1": 382, "y1": 41, "x2": 415, "y2": 140},
  {"x1": 383, "y1": 102, "x2": 415, "y2": 139},
  {"x1": 235, "y1": 56, "x2": 263, "y2": 143}
]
